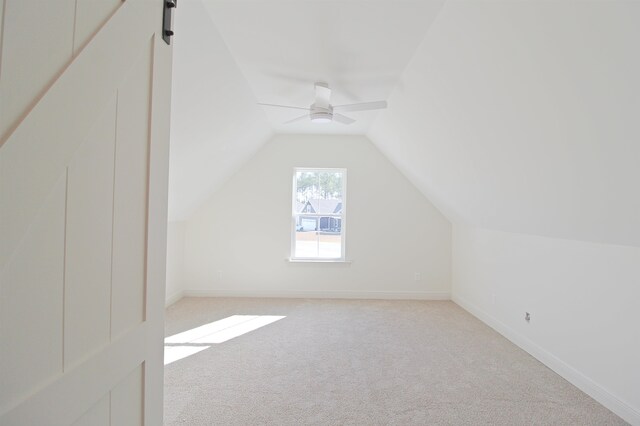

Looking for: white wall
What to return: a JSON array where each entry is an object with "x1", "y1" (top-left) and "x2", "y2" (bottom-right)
[
  {"x1": 452, "y1": 225, "x2": 640, "y2": 425},
  {"x1": 182, "y1": 134, "x2": 451, "y2": 299},
  {"x1": 166, "y1": 221, "x2": 186, "y2": 305}
]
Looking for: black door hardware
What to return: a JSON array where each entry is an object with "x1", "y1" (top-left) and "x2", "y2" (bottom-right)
[{"x1": 162, "y1": 0, "x2": 177, "y2": 45}]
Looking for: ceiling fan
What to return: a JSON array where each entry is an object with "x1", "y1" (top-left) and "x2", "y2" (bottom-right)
[{"x1": 258, "y1": 82, "x2": 387, "y2": 125}]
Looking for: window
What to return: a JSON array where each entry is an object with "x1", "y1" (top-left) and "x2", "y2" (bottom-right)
[{"x1": 291, "y1": 168, "x2": 346, "y2": 260}]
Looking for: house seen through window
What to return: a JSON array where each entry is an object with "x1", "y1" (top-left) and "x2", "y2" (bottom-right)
[{"x1": 292, "y1": 168, "x2": 346, "y2": 260}]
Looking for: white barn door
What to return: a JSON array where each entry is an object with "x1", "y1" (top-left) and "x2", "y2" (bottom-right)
[{"x1": 0, "y1": 0, "x2": 172, "y2": 424}]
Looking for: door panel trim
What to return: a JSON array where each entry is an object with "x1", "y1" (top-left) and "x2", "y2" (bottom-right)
[
  {"x1": 0, "y1": 323, "x2": 147, "y2": 425},
  {"x1": 1, "y1": 0, "x2": 155, "y2": 269}
]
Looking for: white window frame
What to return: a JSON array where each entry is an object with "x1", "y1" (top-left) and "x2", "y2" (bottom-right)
[{"x1": 291, "y1": 167, "x2": 347, "y2": 261}]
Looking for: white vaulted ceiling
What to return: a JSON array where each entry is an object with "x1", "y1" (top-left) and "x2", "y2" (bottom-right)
[
  {"x1": 169, "y1": 0, "x2": 446, "y2": 220},
  {"x1": 369, "y1": 0, "x2": 640, "y2": 247},
  {"x1": 200, "y1": 0, "x2": 446, "y2": 134},
  {"x1": 170, "y1": 0, "x2": 640, "y2": 247},
  {"x1": 169, "y1": 0, "x2": 273, "y2": 220}
]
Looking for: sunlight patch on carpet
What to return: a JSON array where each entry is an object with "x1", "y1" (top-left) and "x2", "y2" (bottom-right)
[{"x1": 164, "y1": 315, "x2": 286, "y2": 365}]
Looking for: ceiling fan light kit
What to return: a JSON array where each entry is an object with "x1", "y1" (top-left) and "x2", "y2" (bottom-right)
[
  {"x1": 258, "y1": 82, "x2": 387, "y2": 125},
  {"x1": 310, "y1": 107, "x2": 333, "y2": 124},
  {"x1": 310, "y1": 112, "x2": 333, "y2": 123}
]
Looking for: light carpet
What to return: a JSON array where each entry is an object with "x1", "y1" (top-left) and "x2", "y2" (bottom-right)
[{"x1": 164, "y1": 297, "x2": 625, "y2": 425}]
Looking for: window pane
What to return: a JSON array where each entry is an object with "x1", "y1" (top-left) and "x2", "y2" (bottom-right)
[
  {"x1": 317, "y1": 171, "x2": 343, "y2": 217},
  {"x1": 296, "y1": 171, "x2": 318, "y2": 204},
  {"x1": 318, "y1": 231, "x2": 342, "y2": 258},
  {"x1": 294, "y1": 221, "x2": 318, "y2": 258},
  {"x1": 318, "y1": 171, "x2": 342, "y2": 198}
]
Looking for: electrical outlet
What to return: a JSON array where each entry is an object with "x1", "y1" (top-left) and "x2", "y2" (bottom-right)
[
  {"x1": 525, "y1": 312, "x2": 531, "y2": 322},
  {"x1": 414, "y1": 272, "x2": 421, "y2": 281}
]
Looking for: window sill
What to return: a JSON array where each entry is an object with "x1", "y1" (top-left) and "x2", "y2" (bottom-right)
[{"x1": 287, "y1": 258, "x2": 352, "y2": 264}]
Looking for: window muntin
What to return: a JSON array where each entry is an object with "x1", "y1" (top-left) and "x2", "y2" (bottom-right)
[{"x1": 292, "y1": 168, "x2": 346, "y2": 260}]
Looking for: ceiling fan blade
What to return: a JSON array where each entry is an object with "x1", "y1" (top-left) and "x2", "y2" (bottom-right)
[
  {"x1": 258, "y1": 103, "x2": 310, "y2": 111},
  {"x1": 333, "y1": 113, "x2": 355, "y2": 125},
  {"x1": 332, "y1": 100, "x2": 387, "y2": 112},
  {"x1": 283, "y1": 114, "x2": 310, "y2": 125},
  {"x1": 314, "y1": 82, "x2": 331, "y2": 108}
]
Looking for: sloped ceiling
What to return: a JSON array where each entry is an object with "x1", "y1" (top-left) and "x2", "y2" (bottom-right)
[
  {"x1": 169, "y1": 0, "x2": 272, "y2": 221},
  {"x1": 170, "y1": 0, "x2": 640, "y2": 248},
  {"x1": 200, "y1": 0, "x2": 446, "y2": 135},
  {"x1": 169, "y1": 0, "x2": 445, "y2": 220},
  {"x1": 369, "y1": 0, "x2": 640, "y2": 247}
]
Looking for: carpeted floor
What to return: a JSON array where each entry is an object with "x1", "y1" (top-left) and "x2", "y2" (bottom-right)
[{"x1": 164, "y1": 297, "x2": 626, "y2": 425}]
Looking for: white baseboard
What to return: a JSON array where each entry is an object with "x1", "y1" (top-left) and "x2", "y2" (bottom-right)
[
  {"x1": 452, "y1": 295, "x2": 640, "y2": 426},
  {"x1": 182, "y1": 289, "x2": 450, "y2": 301},
  {"x1": 165, "y1": 290, "x2": 185, "y2": 307}
]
